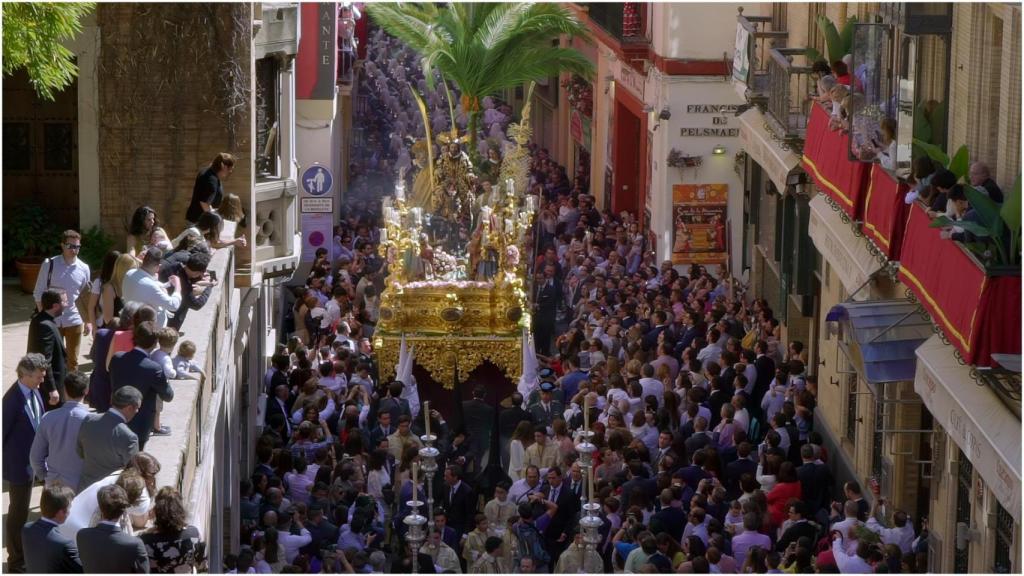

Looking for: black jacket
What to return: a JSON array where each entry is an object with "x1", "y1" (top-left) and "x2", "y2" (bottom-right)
[
  {"x1": 159, "y1": 261, "x2": 212, "y2": 330},
  {"x1": 27, "y1": 310, "x2": 67, "y2": 403}
]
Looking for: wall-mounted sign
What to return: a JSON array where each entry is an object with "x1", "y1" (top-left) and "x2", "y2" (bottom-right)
[
  {"x1": 297, "y1": 3, "x2": 337, "y2": 101},
  {"x1": 686, "y1": 104, "x2": 742, "y2": 114},
  {"x1": 671, "y1": 184, "x2": 728, "y2": 265},
  {"x1": 680, "y1": 127, "x2": 740, "y2": 137},
  {"x1": 301, "y1": 197, "x2": 334, "y2": 213},
  {"x1": 615, "y1": 61, "x2": 645, "y2": 100},
  {"x1": 301, "y1": 164, "x2": 334, "y2": 196}
]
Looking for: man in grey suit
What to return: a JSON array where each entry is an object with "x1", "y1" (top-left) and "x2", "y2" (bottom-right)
[
  {"x1": 76, "y1": 386, "x2": 141, "y2": 490},
  {"x1": 30, "y1": 371, "x2": 91, "y2": 489},
  {"x1": 22, "y1": 483, "x2": 83, "y2": 573},
  {"x1": 77, "y1": 484, "x2": 150, "y2": 573}
]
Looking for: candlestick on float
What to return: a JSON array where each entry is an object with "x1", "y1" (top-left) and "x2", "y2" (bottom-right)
[{"x1": 424, "y1": 400, "x2": 431, "y2": 437}]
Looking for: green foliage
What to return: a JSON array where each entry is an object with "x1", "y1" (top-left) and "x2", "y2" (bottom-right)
[
  {"x1": 78, "y1": 226, "x2": 115, "y2": 273},
  {"x1": 2, "y1": 203, "x2": 62, "y2": 263},
  {"x1": 911, "y1": 139, "x2": 971, "y2": 181},
  {"x1": 367, "y1": 2, "x2": 594, "y2": 152},
  {"x1": 2, "y1": 2, "x2": 95, "y2": 101},
  {"x1": 913, "y1": 138, "x2": 949, "y2": 167},
  {"x1": 928, "y1": 179, "x2": 1021, "y2": 267},
  {"x1": 805, "y1": 15, "x2": 858, "y2": 64},
  {"x1": 1001, "y1": 175, "x2": 1021, "y2": 265}
]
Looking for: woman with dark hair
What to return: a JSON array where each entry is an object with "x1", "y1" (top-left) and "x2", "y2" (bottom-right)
[
  {"x1": 186, "y1": 152, "x2": 235, "y2": 224},
  {"x1": 86, "y1": 250, "x2": 121, "y2": 329},
  {"x1": 127, "y1": 206, "x2": 158, "y2": 259},
  {"x1": 366, "y1": 448, "x2": 391, "y2": 518},
  {"x1": 139, "y1": 487, "x2": 206, "y2": 573},
  {"x1": 196, "y1": 211, "x2": 247, "y2": 250}
]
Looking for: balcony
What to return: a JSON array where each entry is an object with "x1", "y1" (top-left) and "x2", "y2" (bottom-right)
[
  {"x1": 801, "y1": 103, "x2": 871, "y2": 220},
  {"x1": 735, "y1": 11, "x2": 788, "y2": 106},
  {"x1": 898, "y1": 201, "x2": 1021, "y2": 367},
  {"x1": 253, "y1": 179, "x2": 301, "y2": 279},
  {"x1": 578, "y1": 3, "x2": 647, "y2": 44},
  {"x1": 765, "y1": 47, "x2": 814, "y2": 147},
  {"x1": 861, "y1": 164, "x2": 911, "y2": 261}
]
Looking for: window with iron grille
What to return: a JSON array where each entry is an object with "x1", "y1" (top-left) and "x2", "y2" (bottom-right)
[
  {"x1": 954, "y1": 450, "x2": 973, "y2": 573},
  {"x1": 255, "y1": 57, "x2": 280, "y2": 180},
  {"x1": 994, "y1": 503, "x2": 1015, "y2": 573},
  {"x1": 846, "y1": 372, "x2": 858, "y2": 442}
]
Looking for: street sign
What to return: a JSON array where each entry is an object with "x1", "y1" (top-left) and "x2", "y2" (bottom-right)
[
  {"x1": 301, "y1": 164, "x2": 333, "y2": 196},
  {"x1": 301, "y1": 197, "x2": 334, "y2": 213}
]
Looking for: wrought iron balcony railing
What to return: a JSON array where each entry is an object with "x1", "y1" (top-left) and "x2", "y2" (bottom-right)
[
  {"x1": 736, "y1": 11, "x2": 788, "y2": 105},
  {"x1": 765, "y1": 47, "x2": 813, "y2": 146}
]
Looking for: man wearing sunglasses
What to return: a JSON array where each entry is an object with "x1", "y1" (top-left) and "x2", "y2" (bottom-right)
[{"x1": 33, "y1": 229, "x2": 92, "y2": 387}]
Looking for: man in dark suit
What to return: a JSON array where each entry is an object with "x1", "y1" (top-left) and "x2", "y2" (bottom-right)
[
  {"x1": 641, "y1": 310, "x2": 669, "y2": 352},
  {"x1": 684, "y1": 416, "x2": 712, "y2": 460},
  {"x1": 77, "y1": 386, "x2": 141, "y2": 490},
  {"x1": 374, "y1": 381, "x2": 411, "y2": 425},
  {"x1": 724, "y1": 442, "x2": 759, "y2": 500},
  {"x1": 775, "y1": 501, "x2": 820, "y2": 552},
  {"x1": 619, "y1": 462, "x2": 657, "y2": 511},
  {"x1": 109, "y1": 321, "x2": 174, "y2": 449},
  {"x1": 752, "y1": 341, "x2": 776, "y2": 420},
  {"x1": 462, "y1": 385, "x2": 495, "y2": 475},
  {"x1": 265, "y1": 384, "x2": 294, "y2": 437},
  {"x1": 498, "y1": 392, "x2": 533, "y2": 469},
  {"x1": 3, "y1": 353, "x2": 48, "y2": 573},
  {"x1": 441, "y1": 464, "x2": 477, "y2": 537},
  {"x1": 649, "y1": 488, "x2": 686, "y2": 542},
  {"x1": 534, "y1": 264, "x2": 560, "y2": 355},
  {"x1": 541, "y1": 465, "x2": 580, "y2": 559},
  {"x1": 27, "y1": 289, "x2": 68, "y2": 410},
  {"x1": 265, "y1": 354, "x2": 290, "y2": 396},
  {"x1": 77, "y1": 484, "x2": 150, "y2": 573},
  {"x1": 366, "y1": 410, "x2": 394, "y2": 449},
  {"x1": 22, "y1": 483, "x2": 82, "y2": 573},
  {"x1": 797, "y1": 444, "x2": 833, "y2": 515}
]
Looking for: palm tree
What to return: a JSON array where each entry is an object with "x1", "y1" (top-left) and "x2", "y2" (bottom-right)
[{"x1": 367, "y1": 2, "x2": 594, "y2": 158}]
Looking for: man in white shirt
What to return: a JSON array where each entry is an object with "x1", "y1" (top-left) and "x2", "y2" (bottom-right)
[
  {"x1": 831, "y1": 534, "x2": 875, "y2": 573},
  {"x1": 507, "y1": 465, "x2": 543, "y2": 505},
  {"x1": 830, "y1": 500, "x2": 862, "y2": 554},
  {"x1": 33, "y1": 229, "x2": 92, "y2": 371},
  {"x1": 278, "y1": 508, "x2": 313, "y2": 563},
  {"x1": 696, "y1": 328, "x2": 724, "y2": 367},
  {"x1": 638, "y1": 363, "x2": 665, "y2": 408},
  {"x1": 866, "y1": 499, "x2": 916, "y2": 554},
  {"x1": 122, "y1": 248, "x2": 181, "y2": 328}
]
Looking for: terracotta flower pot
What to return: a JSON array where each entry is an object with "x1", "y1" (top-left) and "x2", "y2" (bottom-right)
[{"x1": 15, "y1": 257, "x2": 44, "y2": 294}]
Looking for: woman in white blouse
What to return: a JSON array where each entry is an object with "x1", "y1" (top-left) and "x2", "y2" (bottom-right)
[
  {"x1": 366, "y1": 448, "x2": 392, "y2": 521},
  {"x1": 506, "y1": 420, "x2": 534, "y2": 481}
]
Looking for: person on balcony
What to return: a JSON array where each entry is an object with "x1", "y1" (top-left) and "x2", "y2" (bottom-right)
[{"x1": 968, "y1": 161, "x2": 1004, "y2": 203}]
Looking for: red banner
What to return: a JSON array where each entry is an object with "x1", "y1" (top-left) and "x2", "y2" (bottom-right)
[
  {"x1": 861, "y1": 164, "x2": 910, "y2": 261},
  {"x1": 801, "y1": 104, "x2": 870, "y2": 220},
  {"x1": 898, "y1": 203, "x2": 1021, "y2": 366}
]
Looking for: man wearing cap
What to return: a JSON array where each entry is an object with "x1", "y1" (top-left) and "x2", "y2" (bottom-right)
[
  {"x1": 527, "y1": 367, "x2": 564, "y2": 406},
  {"x1": 528, "y1": 382, "x2": 563, "y2": 430}
]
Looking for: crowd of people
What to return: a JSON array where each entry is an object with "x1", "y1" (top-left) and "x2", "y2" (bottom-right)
[
  {"x1": 2, "y1": 153, "x2": 247, "y2": 573},
  {"x1": 224, "y1": 29, "x2": 932, "y2": 576},
  {"x1": 812, "y1": 56, "x2": 1007, "y2": 252}
]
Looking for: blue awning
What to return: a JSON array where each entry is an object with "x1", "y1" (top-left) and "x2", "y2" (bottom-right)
[{"x1": 827, "y1": 300, "x2": 933, "y2": 384}]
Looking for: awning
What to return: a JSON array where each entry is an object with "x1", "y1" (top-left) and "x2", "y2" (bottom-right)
[
  {"x1": 808, "y1": 194, "x2": 882, "y2": 300},
  {"x1": 915, "y1": 335, "x2": 1022, "y2": 523},
  {"x1": 738, "y1": 108, "x2": 802, "y2": 193},
  {"x1": 826, "y1": 300, "x2": 933, "y2": 385}
]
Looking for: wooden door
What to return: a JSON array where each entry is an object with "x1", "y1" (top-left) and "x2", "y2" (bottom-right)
[{"x1": 3, "y1": 68, "x2": 80, "y2": 232}]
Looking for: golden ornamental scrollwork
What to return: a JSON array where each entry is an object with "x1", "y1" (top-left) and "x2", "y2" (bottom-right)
[{"x1": 378, "y1": 335, "x2": 522, "y2": 389}]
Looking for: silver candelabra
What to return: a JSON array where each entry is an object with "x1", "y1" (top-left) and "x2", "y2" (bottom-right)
[{"x1": 575, "y1": 420, "x2": 602, "y2": 574}]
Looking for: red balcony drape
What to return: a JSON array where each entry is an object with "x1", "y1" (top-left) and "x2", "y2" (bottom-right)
[
  {"x1": 898, "y1": 202, "x2": 1021, "y2": 366},
  {"x1": 801, "y1": 104, "x2": 871, "y2": 220},
  {"x1": 861, "y1": 165, "x2": 911, "y2": 261}
]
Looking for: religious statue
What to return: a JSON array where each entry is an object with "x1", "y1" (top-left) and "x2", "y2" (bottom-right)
[
  {"x1": 434, "y1": 140, "x2": 476, "y2": 226},
  {"x1": 477, "y1": 143, "x2": 503, "y2": 185},
  {"x1": 409, "y1": 138, "x2": 437, "y2": 211}
]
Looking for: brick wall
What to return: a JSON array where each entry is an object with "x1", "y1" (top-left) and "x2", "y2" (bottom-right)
[{"x1": 96, "y1": 3, "x2": 252, "y2": 248}]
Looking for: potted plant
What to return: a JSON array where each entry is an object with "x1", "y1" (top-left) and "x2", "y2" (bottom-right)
[{"x1": 3, "y1": 203, "x2": 62, "y2": 293}]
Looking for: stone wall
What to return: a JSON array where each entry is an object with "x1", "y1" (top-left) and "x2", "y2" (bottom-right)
[{"x1": 96, "y1": 3, "x2": 252, "y2": 247}]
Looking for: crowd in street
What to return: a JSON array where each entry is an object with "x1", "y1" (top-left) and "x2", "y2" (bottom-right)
[
  {"x1": 2, "y1": 153, "x2": 247, "y2": 573},
  {"x1": 221, "y1": 27, "x2": 932, "y2": 576}
]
